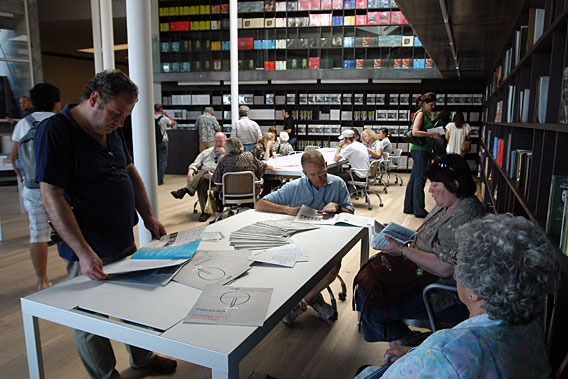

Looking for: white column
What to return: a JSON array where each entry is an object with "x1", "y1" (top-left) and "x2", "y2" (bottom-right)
[
  {"x1": 90, "y1": 0, "x2": 103, "y2": 73},
  {"x1": 100, "y1": 0, "x2": 115, "y2": 70},
  {"x1": 126, "y1": 0, "x2": 158, "y2": 246},
  {"x1": 229, "y1": 0, "x2": 239, "y2": 125}
]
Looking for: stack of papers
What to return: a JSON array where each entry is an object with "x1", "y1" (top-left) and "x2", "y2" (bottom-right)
[
  {"x1": 131, "y1": 226, "x2": 206, "y2": 260},
  {"x1": 229, "y1": 220, "x2": 318, "y2": 250},
  {"x1": 248, "y1": 243, "x2": 308, "y2": 267}
]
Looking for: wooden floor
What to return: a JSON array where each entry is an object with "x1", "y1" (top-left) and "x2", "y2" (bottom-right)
[{"x1": 0, "y1": 172, "x2": 433, "y2": 379}]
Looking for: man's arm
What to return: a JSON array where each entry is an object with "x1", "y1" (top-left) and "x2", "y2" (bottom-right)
[
  {"x1": 40, "y1": 182, "x2": 107, "y2": 280},
  {"x1": 9, "y1": 140, "x2": 23, "y2": 179},
  {"x1": 125, "y1": 163, "x2": 167, "y2": 239},
  {"x1": 334, "y1": 145, "x2": 343, "y2": 162},
  {"x1": 163, "y1": 111, "x2": 176, "y2": 127},
  {"x1": 255, "y1": 198, "x2": 300, "y2": 215},
  {"x1": 213, "y1": 117, "x2": 221, "y2": 132}
]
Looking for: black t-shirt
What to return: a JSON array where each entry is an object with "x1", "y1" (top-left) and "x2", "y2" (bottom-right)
[{"x1": 284, "y1": 116, "x2": 296, "y2": 138}]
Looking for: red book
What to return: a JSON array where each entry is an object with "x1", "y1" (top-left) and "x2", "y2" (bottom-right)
[
  {"x1": 402, "y1": 58, "x2": 410, "y2": 68},
  {"x1": 356, "y1": 0, "x2": 367, "y2": 8},
  {"x1": 320, "y1": 0, "x2": 332, "y2": 9},
  {"x1": 264, "y1": 61, "x2": 275, "y2": 70},
  {"x1": 309, "y1": 57, "x2": 320, "y2": 69},
  {"x1": 377, "y1": 11, "x2": 390, "y2": 24},
  {"x1": 497, "y1": 138, "x2": 504, "y2": 167},
  {"x1": 238, "y1": 37, "x2": 254, "y2": 50},
  {"x1": 299, "y1": 0, "x2": 310, "y2": 10},
  {"x1": 355, "y1": 15, "x2": 367, "y2": 25},
  {"x1": 221, "y1": 4, "x2": 229, "y2": 13},
  {"x1": 310, "y1": 0, "x2": 320, "y2": 9},
  {"x1": 355, "y1": 59, "x2": 364, "y2": 69},
  {"x1": 391, "y1": 11, "x2": 403, "y2": 24},
  {"x1": 425, "y1": 59, "x2": 433, "y2": 68},
  {"x1": 170, "y1": 21, "x2": 190, "y2": 31},
  {"x1": 373, "y1": 59, "x2": 382, "y2": 68},
  {"x1": 393, "y1": 59, "x2": 402, "y2": 68}
]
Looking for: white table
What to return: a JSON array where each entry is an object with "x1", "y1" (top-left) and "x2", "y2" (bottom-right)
[
  {"x1": 264, "y1": 148, "x2": 342, "y2": 177},
  {"x1": 21, "y1": 210, "x2": 369, "y2": 379}
]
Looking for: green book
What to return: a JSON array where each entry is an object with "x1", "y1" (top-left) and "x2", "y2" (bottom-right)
[{"x1": 545, "y1": 175, "x2": 568, "y2": 241}]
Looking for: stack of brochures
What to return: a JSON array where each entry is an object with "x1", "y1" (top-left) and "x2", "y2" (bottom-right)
[{"x1": 229, "y1": 220, "x2": 318, "y2": 250}]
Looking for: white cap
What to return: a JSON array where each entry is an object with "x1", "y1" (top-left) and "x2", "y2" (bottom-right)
[
  {"x1": 339, "y1": 129, "x2": 354, "y2": 140},
  {"x1": 279, "y1": 131, "x2": 289, "y2": 142}
]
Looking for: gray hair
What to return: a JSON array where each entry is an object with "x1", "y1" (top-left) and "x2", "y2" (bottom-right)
[
  {"x1": 239, "y1": 105, "x2": 249, "y2": 117},
  {"x1": 225, "y1": 137, "x2": 243, "y2": 154},
  {"x1": 82, "y1": 69, "x2": 138, "y2": 104},
  {"x1": 454, "y1": 214, "x2": 562, "y2": 326},
  {"x1": 204, "y1": 106, "x2": 214, "y2": 114},
  {"x1": 301, "y1": 150, "x2": 325, "y2": 168}
]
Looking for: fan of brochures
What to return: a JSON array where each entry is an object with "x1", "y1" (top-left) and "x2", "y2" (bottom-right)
[{"x1": 229, "y1": 220, "x2": 319, "y2": 250}]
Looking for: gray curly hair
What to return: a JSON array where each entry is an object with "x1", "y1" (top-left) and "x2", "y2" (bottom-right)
[
  {"x1": 225, "y1": 137, "x2": 243, "y2": 155},
  {"x1": 454, "y1": 214, "x2": 561, "y2": 326}
]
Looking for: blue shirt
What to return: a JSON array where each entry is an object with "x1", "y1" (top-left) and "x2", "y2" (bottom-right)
[
  {"x1": 263, "y1": 174, "x2": 354, "y2": 212},
  {"x1": 35, "y1": 105, "x2": 137, "y2": 261},
  {"x1": 381, "y1": 314, "x2": 550, "y2": 378}
]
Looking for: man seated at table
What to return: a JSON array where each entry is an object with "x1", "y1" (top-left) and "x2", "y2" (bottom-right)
[
  {"x1": 255, "y1": 150, "x2": 354, "y2": 325},
  {"x1": 171, "y1": 132, "x2": 226, "y2": 222},
  {"x1": 334, "y1": 129, "x2": 370, "y2": 191}
]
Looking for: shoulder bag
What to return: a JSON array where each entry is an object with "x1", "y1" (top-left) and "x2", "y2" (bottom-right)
[{"x1": 402, "y1": 111, "x2": 426, "y2": 146}]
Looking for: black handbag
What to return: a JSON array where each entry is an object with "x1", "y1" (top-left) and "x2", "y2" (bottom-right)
[{"x1": 402, "y1": 127, "x2": 426, "y2": 146}]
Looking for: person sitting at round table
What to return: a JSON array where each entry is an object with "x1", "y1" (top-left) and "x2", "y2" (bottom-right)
[
  {"x1": 356, "y1": 154, "x2": 486, "y2": 346},
  {"x1": 356, "y1": 213, "x2": 562, "y2": 378},
  {"x1": 252, "y1": 132, "x2": 277, "y2": 161}
]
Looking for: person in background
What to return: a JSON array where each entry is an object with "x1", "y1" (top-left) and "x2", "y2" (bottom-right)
[
  {"x1": 357, "y1": 214, "x2": 561, "y2": 379},
  {"x1": 196, "y1": 106, "x2": 220, "y2": 152},
  {"x1": 36, "y1": 70, "x2": 176, "y2": 378},
  {"x1": 170, "y1": 132, "x2": 226, "y2": 222},
  {"x1": 362, "y1": 128, "x2": 391, "y2": 160},
  {"x1": 268, "y1": 126, "x2": 280, "y2": 152},
  {"x1": 445, "y1": 111, "x2": 471, "y2": 156},
  {"x1": 154, "y1": 103, "x2": 175, "y2": 185},
  {"x1": 334, "y1": 129, "x2": 370, "y2": 190},
  {"x1": 403, "y1": 92, "x2": 440, "y2": 218},
  {"x1": 9, "y1": 83, "x2": 61, "y2": 291},
  {"x1": 352, "y1": 128, "x2": 361, "y2": 141},
  {"x1": 282, "y1": 107, "x2": 297, "y2": 149},
  {"x1": 431, "y1": 109, "x2": 451, "y2": 160},
  {"x1": 231, "y1": 105, "x2": 261, "y2": 152},
  {"x1": 252, "y1": 132, "x2": 277, "y2": 161},
  {"x1": 20, "y1": 96, "x2": 34, "y2": 116},
  {"x1": 276, "y1": 131, "x2": 294, "y2": 156},
  {"x1": 256, "y1": 150, "x2": 354, "y2": 325},
  {"x1": 356, "y1": 154, "x2": 486, "y2": 347}
]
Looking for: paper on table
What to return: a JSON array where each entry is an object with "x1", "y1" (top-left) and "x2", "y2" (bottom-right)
[
  {"x1": 131, "y1": 226, "x2": 206, "y2": 260},
  {"x1": 173, "y1": 251, "x2": 252, "y2": 290},
  {"x1": 184, "y1": 284, "x2": 273, "y2": 327},
  {"x1": 140, "y1": 226, "x2": 206, "y2": 249},
  {"x1": 105, "y1": 258, "x2": 189, "y2": 274},
  {"x1": 294, "y1": 205, "x2": 378, "y2": 229},
  {"x1": 203, "y1": 231, "x2": 224, "y2": 241},
  {"x1": 248, "y1": 250, "x2": 297, "y2": 267},
  {"x1": 107, "y1": 263, "x2": 186, "y2": 286}
]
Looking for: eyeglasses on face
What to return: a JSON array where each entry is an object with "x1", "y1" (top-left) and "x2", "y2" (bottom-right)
[{"x1": 304, "y1": 168, "x2": 327, "y2": 178}]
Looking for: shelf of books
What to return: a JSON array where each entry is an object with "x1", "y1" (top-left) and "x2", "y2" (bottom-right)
[
  {"x1": 480, "y1": 0, "x2": 568, "y2": 255},
  {"x1": 157, "y1": 0, "x2": 440, "y2": 80},
  {"x1": 161, "y1": 82, "x2": 483, "y2": 171}
]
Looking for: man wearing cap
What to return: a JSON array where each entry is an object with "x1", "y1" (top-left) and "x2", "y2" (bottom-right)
[
  {"x1": 334, "y1": 129, "x2": 370, "y2": 189},
  {"x1": 255, "y1": 150, "x2": 353, "y2": 326}
]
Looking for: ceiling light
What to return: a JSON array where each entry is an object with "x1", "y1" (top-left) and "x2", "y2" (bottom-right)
[{"x1": 77, "y1": 44, "x2": 129, "y2": 53}]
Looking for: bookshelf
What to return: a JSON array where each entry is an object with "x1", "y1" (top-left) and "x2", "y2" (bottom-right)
[
  {"x1": 480, "y1": 0, "x2": 568, "y2": 249},
  {"x1": 156, "y1": 0, "x2": 440, "y2": 81}
]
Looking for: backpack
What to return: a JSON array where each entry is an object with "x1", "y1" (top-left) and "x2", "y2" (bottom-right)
[
  {"x1": 155, "y1": 115, "x2": 164, "y2": 144},
  {"x1": 16, "y1": 114, "x2": 41, "y2": 189}
]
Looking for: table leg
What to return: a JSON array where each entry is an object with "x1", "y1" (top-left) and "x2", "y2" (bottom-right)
[
  {"x1": 212, "y1": 358, "x2": 239, "y2": 379},
  {"x1": 22, "y1": 313, "x2": 44, "y2": 379},
  {"x1": 360, "y1": 229, "x2": 369, "y2": 268}
]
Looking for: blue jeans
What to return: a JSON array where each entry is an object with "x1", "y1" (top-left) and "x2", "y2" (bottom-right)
[
  {"x1": 242, "y1": 143, "x2": 255, "y2": 152},
  {"x1": 157, "y1": 141, "x2": 168, "y2": 184},
  {"x1": 356, "y1": 287, "x2": 467, "y2": 342},
  {"x1": 288, "y1": 137, "x2": 297, "y2": 150},
  {"x1": 404, "y1": 149, "x2": 429, "y2": 216}
]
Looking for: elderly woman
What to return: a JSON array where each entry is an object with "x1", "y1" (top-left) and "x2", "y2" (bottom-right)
[
  {"x1": 356, "y1": 154, "x2": 486, "y2": 345},
  {"x1": 252, "y1": 132, "x2": 277, "y2": 161},
  {"x1": 213, "y1": 138, "x2": 275, "y2": 202},
  {"x1": 357, "y1": 214, "x2": 562, "y2": 378}
]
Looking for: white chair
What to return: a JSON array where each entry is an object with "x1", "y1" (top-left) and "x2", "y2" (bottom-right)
[
  {"x1": 347, "y1": 160, "x2": 383, "y2": 210},
  {"x1": 214, "y1": 171, "x2": 263, "y2": 222},
  {"x1": 304, "y1": 145, "x2": 319, "y2": 152},
  {"x1": 375, "y1": 152, "x2": 390, "y2": 194},
  {"x1": 385, "y1": 148, "x2": 404, "y2": 186}
]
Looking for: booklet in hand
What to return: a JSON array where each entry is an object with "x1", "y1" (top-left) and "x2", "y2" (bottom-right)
[{"x1": 372, "y1": 222, "x2": 417, "y2": 248}]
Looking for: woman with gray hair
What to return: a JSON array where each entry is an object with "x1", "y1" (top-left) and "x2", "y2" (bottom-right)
[{"x1": 357, "y1": 213, "x2": 562, "y2": 378}]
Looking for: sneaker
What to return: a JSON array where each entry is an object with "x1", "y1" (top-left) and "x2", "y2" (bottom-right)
[
  {"x1": 170, "y1": 188, "x2": 187, "y2": 199},
  {"x1": 309, "y1": 293, "x2": 335, "y2": 322},
  {"x1": 282, "y1": 302, "x2": 307, "y2": 326},
  {"x1": 135, "y1": 355, "x2": 177, "y2": 375},
  {"x1": 199, "y1": 212, "x2": 210, "y2": 222}
]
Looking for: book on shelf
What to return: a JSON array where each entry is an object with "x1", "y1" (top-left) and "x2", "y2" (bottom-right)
[
  {"x1": 494, "y1": 100, "x2": 503, "y2": 122},
  {"x1": 560, "y1": 200, "x2": 568, "y2": 255},
  {"x1": 527, "y1": 8, "x2": 545, "y2": 50},
  {"x1": 546, "y1": 176, "x2": 568, "y2": 242},
  {"x1": 559, "y1": 67, "x2": 568, "y2": 124},
  {"x1": 496, "y1": 138, "x2": 504, "y2": 168},
  {"x1": 535, "y1": 76, "x2": 549, "y2": 123}
]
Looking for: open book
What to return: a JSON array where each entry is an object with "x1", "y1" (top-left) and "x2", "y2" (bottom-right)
[
  {"x1": 294, "y1": 205, "x2": 379, "y2": 228},
  {"x1": 372, "y1": 222, "x2": 417, "y2": 248}
]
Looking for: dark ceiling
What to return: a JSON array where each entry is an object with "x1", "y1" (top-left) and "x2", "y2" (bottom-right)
[{"x1": 396, "y1": 0, "x2": 522, "y2": 79}]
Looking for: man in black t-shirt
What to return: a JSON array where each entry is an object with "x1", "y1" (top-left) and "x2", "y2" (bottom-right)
[{"x1": 282, "y1": 106, "x2": 296, "y2": 149}]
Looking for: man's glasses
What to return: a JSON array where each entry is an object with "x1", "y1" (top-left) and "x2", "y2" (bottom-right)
[{"x1": 304, "y1": 168, "x2": 327, "y2": 178}]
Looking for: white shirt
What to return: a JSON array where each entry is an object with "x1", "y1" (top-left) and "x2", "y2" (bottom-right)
[
  {"x1": 11, "y1": 112, "x2": 54, "y2": 142},
  {"x1": 339, "y1": 140, "x2": 370, "y2": 178},
  {"x1": 231, "y1": 116, "x2": 262, "y2": 145},
  {"x1": 155, "y1": 113, "x2": 173, "y2": 142},
  {"x1": 446, "y1": 122, "x2": 471, "y2": 155}
]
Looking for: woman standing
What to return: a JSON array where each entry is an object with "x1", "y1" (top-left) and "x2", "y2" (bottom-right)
[
  {"x1": 445, "y1": 111, "x2": 471, "y2": 155},
  {"x1": 403, "y1": 93, "x2": 440, "y2": 218}
]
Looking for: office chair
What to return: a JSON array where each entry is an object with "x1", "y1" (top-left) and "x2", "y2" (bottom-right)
[
  {"x1": 384, "y1": 149, "x2": 404, "y2": 186},
  {"x1": 347, "y1": 160, "x2": 383, "y2": 210},
  {"x1": 215, "y1": 171, "x2": 263, "y2": 222}
]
